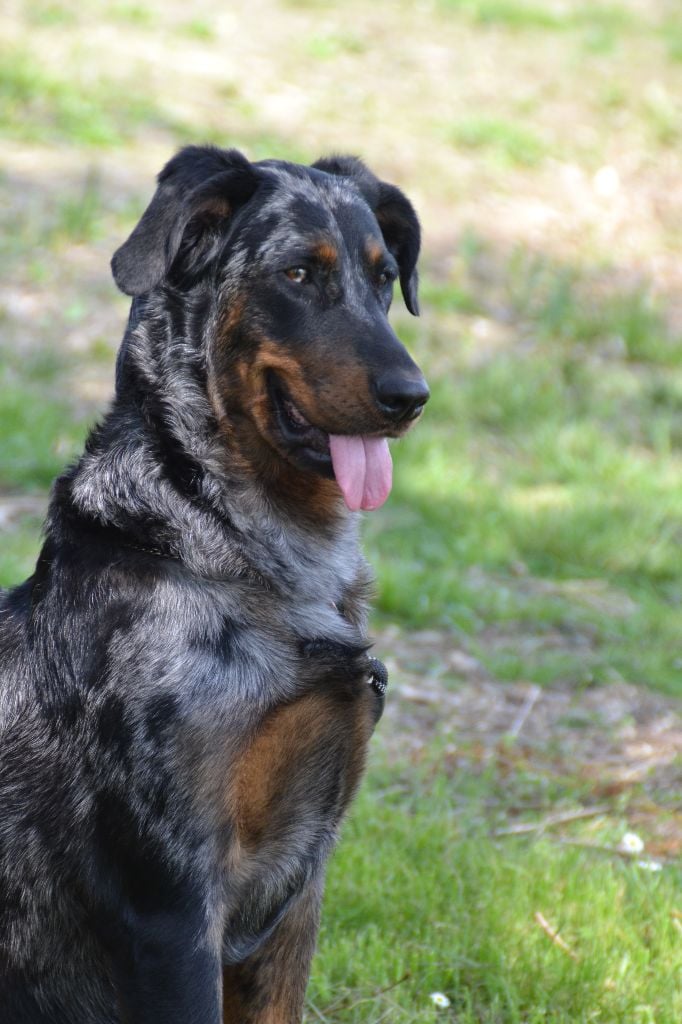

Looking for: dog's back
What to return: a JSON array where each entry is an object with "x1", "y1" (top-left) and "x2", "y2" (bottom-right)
[{"x1": 0, "y1": 146, "x2": 427, "y2": 1024}]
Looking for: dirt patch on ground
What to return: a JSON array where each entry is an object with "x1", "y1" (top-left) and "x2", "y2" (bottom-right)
[{"x1": 376, "y1": 625, "x2": 682, "y2": 857}]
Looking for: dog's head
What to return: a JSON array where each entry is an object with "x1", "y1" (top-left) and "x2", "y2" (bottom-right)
[{"x1": 112, "y1": 146, "x2": 429, "y2": 513}]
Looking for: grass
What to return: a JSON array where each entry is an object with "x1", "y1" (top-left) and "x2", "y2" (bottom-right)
[
  {"x1": 0, "y1": 43, "x2": 183, "y2": 147},
  {"x1": 448, "y1": 117, "x2": 550, "y2": 168},
  {"x1": 23, "y1": 1, "x2": 78, "y2": 26},
  {"x1": 309, "y1": 756, "x2": 682, "y2": 1022},
  {"x1": 439, "y1": 0, "x2": 637, "y2": 33},
  {"x1": 1, "y1": 1, "x2": 682, "y2": 1020},
  {"x1": 0, "y1": 348, "x2": 86, "y2": 498},
  {"x1": 304, "y1": 33, "x2": 368, "y2": 59},
  {"x1": 0, "y1": 517, "x2": 45, "y2": 588},
  {"x1": 178, "y1": 18, "x2": 218, "y2": 41}
]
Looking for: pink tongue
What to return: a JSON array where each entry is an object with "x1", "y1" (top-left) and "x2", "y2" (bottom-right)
[{"x1": 328, "y1": 435, "x2": 393, "y2": 512}]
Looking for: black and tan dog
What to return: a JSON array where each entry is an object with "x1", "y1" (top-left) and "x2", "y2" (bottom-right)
[{"x1": 0, "y1": 146, "x2": 428, "y2": 1023}]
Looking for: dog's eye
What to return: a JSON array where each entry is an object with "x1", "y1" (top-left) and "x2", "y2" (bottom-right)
[
  {"x1": 377, "y1": 269, "x2": 395, "y2": 287},
  {"x1": 285, "y1": 267, "x2": 309, "y2": 284}
]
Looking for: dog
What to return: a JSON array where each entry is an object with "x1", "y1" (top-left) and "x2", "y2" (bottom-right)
[{"x1": 0, "y1": 145, "x2": 428, "y2": 1023}]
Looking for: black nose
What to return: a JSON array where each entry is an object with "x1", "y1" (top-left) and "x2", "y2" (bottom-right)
[{"x1": 373, "y1": 371, "x2": 430, "y2": 423}]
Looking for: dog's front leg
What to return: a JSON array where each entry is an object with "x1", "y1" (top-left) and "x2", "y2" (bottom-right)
[
  {"x1": 105, "y1": 905, "x2": 222, "y2": 1024},
  {"x1": 221, "y1": 875, "x2": 323, "y2": 1024}
]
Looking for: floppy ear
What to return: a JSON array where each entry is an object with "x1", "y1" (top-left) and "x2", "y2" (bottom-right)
[
  {"x1": 312, "y1": 155, "x2": 421, "y2": 316},
  {"x1": 111, "y1": 146, "x2": 259, "y2": 297},
  {"x1": 373, "y1": 182, "x2": 420, "y2": 316}
]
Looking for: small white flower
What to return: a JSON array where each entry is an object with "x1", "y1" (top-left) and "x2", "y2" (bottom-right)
[
  {"x1": 637, "y1": 859, "x2": 663, "y2": 872},
  {"x1": 619, "y1": 831, "x2": 644, "y2": 854},
  {"x1": 430, "y1": 992, "x2": 451, "y2": 1009}
]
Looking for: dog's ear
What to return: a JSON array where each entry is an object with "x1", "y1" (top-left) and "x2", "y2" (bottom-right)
[
  {"x1": 111, "y1": 146, "x2": 259, "y2": 297},
  {"x1": 312, "y1": 155, "x2": 421, "y2": 316},
  {"x1": 373, "y1": 182, "x2": 421, "y2": 316}
]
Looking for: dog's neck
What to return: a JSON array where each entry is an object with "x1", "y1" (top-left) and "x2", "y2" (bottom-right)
[{"x1": 53, "y1": 306, "x2": 367, "y2": 604}]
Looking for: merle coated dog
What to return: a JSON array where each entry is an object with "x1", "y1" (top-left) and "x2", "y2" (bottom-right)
[{"x1": 0, "y1": 146, "x2": 428, "y2": 1023}]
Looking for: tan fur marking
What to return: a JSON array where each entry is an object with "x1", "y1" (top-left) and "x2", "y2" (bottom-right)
[
  {"x1": 222, "y1": 878, "x2": 322, "y2": 1022},
  {"x1": 309, "y1": 239, "x2": 338, "y2": 267},
  {"x1": 347, "y1": 686, "x2": 376, "y2": 797},
  {"x1": 222, "y1": 997, "x2": 299, "y2": 1024},
  {"x1": 209, "y1": 317, "x2": 379, "y2": 520},
  {"x1": 232, "y1": 695, "x2": 337, "y2": 846},
  {"x1": 250, "y1": 337, "x2": 373, "y2": 431},
  {"x1": 219, "y1": 293, "x2": 246, "y2": 336},
  {"x1": 249, "y1": 342, "x2": 308, "y2": 392},
  {"x1": 365, "y1": 236, "x2": 385, "y2": 267},
  {"x1": 216, "y1": 322, "x2": 375, "y2": 441},
  {"x1": 207, "y1": 294, "x2": 247, "y2": 430}
]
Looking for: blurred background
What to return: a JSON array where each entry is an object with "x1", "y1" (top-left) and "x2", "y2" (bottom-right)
[{"x1": 1, "y1": 1, "x2": 681, "y2": 1019}]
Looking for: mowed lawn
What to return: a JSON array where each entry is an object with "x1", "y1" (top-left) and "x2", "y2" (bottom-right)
[{"x1": 1, "y1": 1, "x2": 681, "y2": 1020}]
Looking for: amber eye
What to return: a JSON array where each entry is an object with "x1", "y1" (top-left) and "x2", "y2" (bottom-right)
[{"x1": 285, "y1": 267, "x2": 309, "y2": 284}]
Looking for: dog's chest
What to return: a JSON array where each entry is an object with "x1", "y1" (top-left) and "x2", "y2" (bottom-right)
[
  {"x1": 217, "y1": 639, "x2": 382, "y2": 962},
  {"x1": 232, "y1": 673, "x2": 378, "y2": 841}
]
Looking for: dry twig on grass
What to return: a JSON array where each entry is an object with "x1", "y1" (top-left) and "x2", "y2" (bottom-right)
[
  {"x1": 308, "y1": 972, "x2": 412, "y2": 1021},
  {"x1": 507, "y1": 684, "x2": 542, "y2": 739},
  {"x1": 534, "y1": 911, "x2": 579, "y2": 962},
  {"x1": 493, "y1": 805, "x2": 610, "y2": 837}
]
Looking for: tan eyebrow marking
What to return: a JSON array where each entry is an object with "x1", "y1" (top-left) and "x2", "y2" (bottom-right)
[
  {"x1": 309, "y1": 240, "x2": 338, "y2": 266},
  {"x1": 365, "y1": 236, "x2": 386, "y2": 267}
]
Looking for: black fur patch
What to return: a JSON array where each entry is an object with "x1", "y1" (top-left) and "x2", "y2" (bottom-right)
[
  {"x1": 97, "y1": 694, "x2": 133, "y2": 757},
  {"x1": 144, "y1": 694, "x2": 180, "y2": 744}
]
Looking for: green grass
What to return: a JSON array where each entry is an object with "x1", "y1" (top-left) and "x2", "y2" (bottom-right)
[
  {"x1": 51, "y1": 173, "x2": 108, "y2": 244},
  {"x1": 439, "y1": 0, "x2": 637, "y2": 34},
  {"x1": 0, "y1": 43, "x2": 182, "y2": 147},
  {"x1": 178, "y1": 18, "x2": 218, "y2": 41},
  {"x1": 108, "y1": 2, "x2": 158, "y2": 27},
  {"x1": 664, "y1": 16, "x2": 682, "y2": 63},
  {"x1": 441, "y1": 0, "x2": 569, "y2": 30},
  {"x1": 0, "y1": 348, "x2": 86, "y2": 494},
  {"x1": 304, "y1": 32, "x2": 367, "y2": 59},
  {"x1": 308, "y1": 757, "x2": 682, "y2": 1022},
  {"x1": 0, "y1": 346, "x2": 85, "y2": 586},
  {"x1": 0, "y1": 517, "x2": 44, "y2": 589},
  {"x1": 448, "y1": 116, "x2": 550, "y2": 168},
  {"x1": 504, "y1": 253, "x2": 682, "y2": 364},
  {"x1": 23, "y1": 1, "x2": 78, "y2": 26},
  {"x1": 641, "y1": 82, "x2": 681, "y2": 147}
]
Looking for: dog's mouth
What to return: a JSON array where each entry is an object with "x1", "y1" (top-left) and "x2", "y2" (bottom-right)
[
  {"x1": 267, "y1": 373, "x2": 393, "y2": 511},
  {"x1": 270, "y1": 374, "x2": 331, "y2": 459}
]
